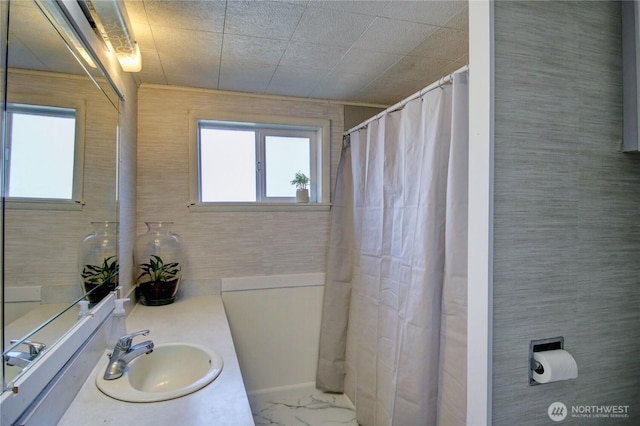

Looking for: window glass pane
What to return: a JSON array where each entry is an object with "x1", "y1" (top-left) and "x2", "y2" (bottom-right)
[
  {"x1": 200, "y1": 128, "x2": 256, "y2": 202},
  {"x1": 265, "y1": 136, "x2": 310, "y2": 198},
  {"x1": 8, "y1": 112, "x2": 76, "y2": 199}
]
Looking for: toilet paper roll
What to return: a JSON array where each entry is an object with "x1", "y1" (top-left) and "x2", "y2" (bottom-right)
[{"x1": 533, "y1": 349, "x2": 578, "y2": 384}]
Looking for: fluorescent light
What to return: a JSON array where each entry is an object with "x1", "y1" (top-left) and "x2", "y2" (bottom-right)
[
  {"x1": 65, "y1": 32, "x2": 98, "y2": 68},
  {"x1": 87, "y1": 0, "x2": 142, "y2": 72}
]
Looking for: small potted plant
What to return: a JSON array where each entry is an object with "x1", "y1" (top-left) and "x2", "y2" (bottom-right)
[
  {"x1": 290, "y1": 170, "x2": 310, "y2": 203},
  {"x1": 80, "y1": 256, "x2": 119, "y2": 305},
  {"x1": 136, "y1": 254, "x2": 182, "y2": 306}
]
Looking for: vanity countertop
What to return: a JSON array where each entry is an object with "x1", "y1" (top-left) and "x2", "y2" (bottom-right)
[{"x1": 58, "y1": 295, "x2": 255, "y2": 426}]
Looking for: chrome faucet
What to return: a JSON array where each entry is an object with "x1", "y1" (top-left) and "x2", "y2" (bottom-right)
[
  {"x1": 103, "y1": 330, "x2": 154, "y2": 380},
  {"x1": 5, "y1": 352, "x2": 32, "y2": 368},
  {"x1": 4, "y1": 340, "x2": 47, "y2": 368}
]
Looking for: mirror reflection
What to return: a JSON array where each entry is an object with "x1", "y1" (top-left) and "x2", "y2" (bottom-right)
[{"x1": 2, "y1": 0, "x2": 120, "y2": 390}]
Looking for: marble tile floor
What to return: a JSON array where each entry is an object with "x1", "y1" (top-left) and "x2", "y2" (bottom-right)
[{"x1": 251, "y1": 389, "x2": 358, "y2": 426}]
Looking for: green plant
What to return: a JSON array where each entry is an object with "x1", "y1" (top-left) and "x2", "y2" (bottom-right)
[
  {"x1": 290, "y1": 170, "x2": 310, "y2": 190},
  {"x1": 81, "y1": 256, "x2": 119, "y2": 284},
  {"x1": 137, "y1": 255, "x2": 181, "y2": 283}
]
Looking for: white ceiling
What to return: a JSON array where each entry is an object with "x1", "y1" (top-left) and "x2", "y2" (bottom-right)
[
  {"x1": 8, "y1": 0, "x2": 88, "y2": 75},
  {"x1": 124, "y1": 0, "x2": 469, "y2": 106}
]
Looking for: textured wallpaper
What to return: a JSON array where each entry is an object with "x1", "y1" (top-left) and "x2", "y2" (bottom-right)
[
  {"x1": 4, "y1": 71, "x2": 119, "y2": 299},
  {"x1": 493, "y1": 2, "x2": 640, "y2": 424},
  {"x1": 137, "y1": 87, "x2": 344, "y2": 291}
]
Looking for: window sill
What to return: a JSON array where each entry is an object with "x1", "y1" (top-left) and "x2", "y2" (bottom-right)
[
  {"x1": 4, "y1": 199, "x2": 83, "y2": 211},
  {"x1": 188, "y1": 202, "x2": 331, "y2": 212}
]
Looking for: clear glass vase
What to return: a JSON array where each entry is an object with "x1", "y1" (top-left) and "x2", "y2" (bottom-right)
[
  {"x1": 78, "y1": 221, "x2": 119, "y2": 306},
  {"x1": 134, "y1": 222, "x2": 183, "y2": 306}
]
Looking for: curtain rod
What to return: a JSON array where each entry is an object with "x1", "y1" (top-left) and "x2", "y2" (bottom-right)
[{"x1": 343, "y1": 64, "x2": 469, "y2": 136}]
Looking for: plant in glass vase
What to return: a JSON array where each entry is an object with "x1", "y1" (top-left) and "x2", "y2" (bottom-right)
[
  {"x1": 80, "y1": 256, "x2": 119, "y2": 305},
  {"x1": 136, "y1": 255, "x2": 181, "y2": 306},
  {"x1": 134, "y1": 221, "x2": 184, "y2": 306}
]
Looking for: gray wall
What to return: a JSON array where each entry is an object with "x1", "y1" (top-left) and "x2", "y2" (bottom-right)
[
  {"x1": 493, "y1": 2, "x2": 640, "y2": 424},
  {"x1": 343, "y1": 105, "x2": 384, "y2": 131}
]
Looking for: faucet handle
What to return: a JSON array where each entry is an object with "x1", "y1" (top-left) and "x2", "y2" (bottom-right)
[
  {"x1": 117, "y1": 330, "x2": 150, "y2": 349},
  {"x1": 10, "y1": 340, "x2": 47, "y2": 357}
]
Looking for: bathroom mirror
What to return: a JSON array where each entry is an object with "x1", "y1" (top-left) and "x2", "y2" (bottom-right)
[{"x1": 2, "y1": 0, "x2": 120, "y2": 390}]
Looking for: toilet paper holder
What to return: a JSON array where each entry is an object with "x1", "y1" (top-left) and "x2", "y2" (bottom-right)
[{"x1": 529, "y1": 336, "x2": 564, "y2": 386}]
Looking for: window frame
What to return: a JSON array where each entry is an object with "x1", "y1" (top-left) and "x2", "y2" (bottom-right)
[
  {"x1": 189, "y1": 111, "x2": 330, "y2": 212},
  {"x1": 4, "y1": 98, "x2": 86, "y2": 211}
]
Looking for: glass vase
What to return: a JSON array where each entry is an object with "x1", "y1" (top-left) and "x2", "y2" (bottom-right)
[
  {"x1": 134, "y1": 222, "x2": 183, "y2": 306},
  {"x1": 78, "y1": 221, "x2": 119, "y2": 306}
]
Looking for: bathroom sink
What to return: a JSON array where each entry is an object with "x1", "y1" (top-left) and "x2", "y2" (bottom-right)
[{"x1": 96, "y1": 343, "x2": 223, "y2": 402}]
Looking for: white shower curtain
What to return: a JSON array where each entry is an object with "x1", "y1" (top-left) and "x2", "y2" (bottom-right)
[{"x1": 317, "y1": 72, "x2": 468, "y2": 426}]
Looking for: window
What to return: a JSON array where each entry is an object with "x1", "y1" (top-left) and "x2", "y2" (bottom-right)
[
  {"x1": 190, "y1": 113, "x2": 330, "y2": 211},
  {"x1": 5, "y1": 103, "x2": 84, "y2": 208}
]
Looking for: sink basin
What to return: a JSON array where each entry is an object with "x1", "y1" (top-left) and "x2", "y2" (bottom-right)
[{"x1": 96, "y1": 343, "x2": 223, "y2": 402}]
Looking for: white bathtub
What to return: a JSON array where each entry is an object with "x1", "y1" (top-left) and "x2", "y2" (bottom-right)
[{"x1": 221, "y1": 272, "x2": 325, "y2": 394}]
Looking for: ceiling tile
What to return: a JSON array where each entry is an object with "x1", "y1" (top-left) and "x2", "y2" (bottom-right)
[
  {"x1": 291, "y1": 6, "x2": 375, "y2": 47},
  {"x1": 128, "y1": 21, "x2": 164, "y2": 74},
  {"x1": 379, "y1": 1, "x2": 467, "y2": 26},
  {"x1": 221, "y1": 35, "x2": 288, "y2": 64},
  {"x1": 444, "y1": 7, "x2": 469, "y2": 31},
  {"x1": 143, "y1": 0, "x2": 226, "y2": 32},
  {"x1": 359, "y1": 77, "x2": 426, "y2": 105},
  {"x1": 218, "y1": 61, "x2": 276, "y2": 93},
  {"x1": 121, "y1": 1, "x2": 467, "y2": 105},
  {"x1": 360, "y1": 54, "x2": 464, "y2": 105},
  {"x1": 279, "y1": 42, "x2": 348, "y2": 70},
  {"x1": 352, "y1": 17, "x2": 439, "y2": 55},
  {"x1": 267, "y1": 66, "x2": 324, "y2": 97},
  {"x1": 312, "y1": 1, "x2": 390, "y2": 16},
  {"x1": 123, "y1": 0, "x2": 148, "y2": 24},
  {"x1": 135, "y1": 71, "x2": 167, "y2": 85},
  {"x1": 139, "y1": 49, "x2": 164, "y2": 75},
  {"x1": 331, "y1": 48, "x2": 402, "y2": 76},
  {"x1": 130, "y1": 19, "x2": 154, "y2": 47},
  {"x1": 165, "y1": 71, "x2": 219, "y2": 89},
  {"x1": 9, "y1": 3, "x2": 86, "y2": 74},
  {"x1": 451, "y1": 54, "x2": 469, "y2": 69},
  {"x1": 13, "y1": 0, "x2": 471, "y2": 106},
  {"x1": 159, "y1": 42, "x2": 221, "y2": 84},
  {"x1": 383, "y1": 55, "x2": 454, "y2": 82},
  {"x1": 409, "y1": 27, "x2": 468, "y2": 61},
  {"x1": 153, "y1": 28, "x2": 222, "y2": 61},
  {"x1": 7, "y1": 38, "x2": 43, "y2": 70},
  {"x1": 224, "y1": 1, "x2": 306, "y2": 39},
  {"x1": 160, "y1": 55, "x2": 220, "y2": 83},
  {"x1": 309, "y1": 71, "x2": 374, "y2": 100}
]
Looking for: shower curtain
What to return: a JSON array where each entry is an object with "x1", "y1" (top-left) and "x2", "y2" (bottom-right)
[{"x1": 317, "y1": 71, "x2": 468, "y2": 426}]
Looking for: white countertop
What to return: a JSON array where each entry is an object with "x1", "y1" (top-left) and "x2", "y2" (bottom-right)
[
  {"x1": 4, "y1": 302, "x2": 77, "y2": 349},
  {"x1": 59, "y1": 296, "x2": 255, "y2": 426}
]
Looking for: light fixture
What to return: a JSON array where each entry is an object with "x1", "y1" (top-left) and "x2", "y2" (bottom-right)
[{"x1": 85, "y1": 0, "x2": 142, "y2": 72}]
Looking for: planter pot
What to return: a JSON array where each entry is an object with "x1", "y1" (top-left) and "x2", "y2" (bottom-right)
[
  {"x1": 83, "y1": 280, "x2": 118, "y2": 305},
  {"x1": 296, "y1": 188, "x2": 309, "y2": 203},
  {"x1": 136, "y1": 279, "x2": 180, "y2": 306},
  {"x1": 135, "y1": 222, "x2": 183, "y2": 306},
  {"x1": 78, "y1": 221, "x2": 119, "y2": 306}
]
